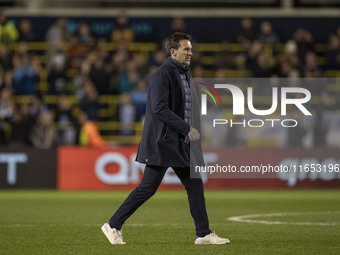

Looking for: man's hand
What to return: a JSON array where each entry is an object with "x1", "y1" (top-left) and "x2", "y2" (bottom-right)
[{"x1": 188, "y1": 127, "x2": 200, "y2": 141}]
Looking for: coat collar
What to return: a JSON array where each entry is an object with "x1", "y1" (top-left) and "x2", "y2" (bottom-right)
[{"x1": 167, "y1": 57, "x2": 189, "y2": 74}]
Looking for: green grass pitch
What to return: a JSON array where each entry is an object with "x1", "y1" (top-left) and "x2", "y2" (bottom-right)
[{"x1": 1, "y1": 190, "x2": 339, "y2": 255}]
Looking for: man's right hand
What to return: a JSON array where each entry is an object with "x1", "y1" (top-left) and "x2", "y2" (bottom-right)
[{"x1": 188, "y1": 127, "x2": 200, "y2": 141}]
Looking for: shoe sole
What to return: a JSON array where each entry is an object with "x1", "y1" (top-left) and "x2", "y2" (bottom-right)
[
  {"x1": 195, "y1": 239, "x2": 230, "y2": 245},
  {"x1": 216, "y1": 239, "x2": 230, "y2": 244}
]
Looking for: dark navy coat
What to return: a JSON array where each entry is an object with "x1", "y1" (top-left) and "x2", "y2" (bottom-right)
[{"x1": 136, "y1": 57, "x2": 203, "y2": 168}]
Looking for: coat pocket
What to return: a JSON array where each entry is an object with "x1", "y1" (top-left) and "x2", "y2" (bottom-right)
[{"x1": 161, "y1": 125, "x2": 168, "y2": 140}]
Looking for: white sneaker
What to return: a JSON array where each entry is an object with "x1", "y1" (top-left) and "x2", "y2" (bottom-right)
[
  {"x1": 194, "y1": 232, "x2": 230, "y2": 245},
  {"x1": 101, "y1": 223, "x2": 126, "y2": 244}
]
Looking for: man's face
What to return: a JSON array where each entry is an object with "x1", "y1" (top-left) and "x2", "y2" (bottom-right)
[{"x1": 171, "y1": 39, "x2": 193, "y2": 66}]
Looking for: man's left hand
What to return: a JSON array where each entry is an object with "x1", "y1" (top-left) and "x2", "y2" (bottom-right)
[{"x1": 188, "y1": 127, "x2": 200, "y2": 141}]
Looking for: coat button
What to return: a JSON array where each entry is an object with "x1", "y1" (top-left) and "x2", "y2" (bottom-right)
[{"x1": 145, "y1": 158, "x2": 148, "y2": 162}]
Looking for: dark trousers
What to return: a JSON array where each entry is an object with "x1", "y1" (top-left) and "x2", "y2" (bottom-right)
[{"x1": 108, "y1": 165, "x2": 211, "y2": 237}]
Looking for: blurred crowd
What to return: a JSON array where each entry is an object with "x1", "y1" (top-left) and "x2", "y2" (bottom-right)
[{"x1": 0, "y1": 14, "x2": 339, "y2": 148}]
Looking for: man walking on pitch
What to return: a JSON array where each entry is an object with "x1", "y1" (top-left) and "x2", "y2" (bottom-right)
[{"x1": 101, "y1": 32, "x2": 230, "y2": 245}]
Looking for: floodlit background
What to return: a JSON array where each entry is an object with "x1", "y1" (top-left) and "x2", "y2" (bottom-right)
[
  {"x1": 1, "y1": 0, "x2": 339, "y2": 189},
  {"x1": 0, "y1": 2, "x2": 339, "y2": 254},
  {"x1": 0, "y1": 1, "x2": 339, "y2": 185},
  {"x1": 0, "y1": 0, "x2": 339, "y2": 148}
]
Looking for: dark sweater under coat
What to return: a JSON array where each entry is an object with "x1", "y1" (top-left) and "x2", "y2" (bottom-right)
[{"x1": 136, "y1": 57, "x2": 204, "y2": 168}]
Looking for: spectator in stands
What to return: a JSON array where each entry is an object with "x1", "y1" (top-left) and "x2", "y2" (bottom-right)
[
  {"x1": 54, "y1": 95, "x2": 73, "y2": 124},
  {"x1": 95, "y1": 38, "x2": 111, "y2": 63},
  {"x1": 214, "y1": 68, "x2": 226, "y2": 78},
  {"x1": 304, "y1": 51, "x2": 321, "y2": 78},
  {"x1": 292, "y1": 28, "x2": 314, "y2": 66},
  {"x1": 68, "y1": 67, "x2": 85, "y2": 96},
  {"x1": 215, "y1": 41, "x2": 235, "y2": 70},
  {"x1": 157, "y1": 17, "x2": 192, "y2": 45},
  {"x1": 67, "y1": 34, "x2": 88, "y2": 69},
  {"x1": 54, "y1": 94, "x2": 76, "y2": 145},
  {"x1": 246, "y1": 40, "x2": 275, "y2": 77},
  {"x1": 191, "y1": 65, "x2": 204, "y2": 78},
  {"x1": 31, "y1": 110, "x2": 56, "y2": 149},
  {"x1": 46, "y1": 42, "x2": 67, "y2": 71},
  {"x1": 27, "y1": 94, "x2": 48, "y2": 122},
  {"x1": 47, "y1": 57, "x2": 69, "y2": 95},
  {"x1": 274, "y1": 40, "x2": 300, "y2": 77},
  {"x1": 111, "y1": 14, "x2": 134, "y2": 46},
  {"x1": 107, "y1": 47, "x2": 128, "y2": 94},
  {"x1": 0, "y1": 12, "x2": 19, "y2": 44},
  {"x1": 117, "y1": 60, "x2": 139, "y2": 94},
  {"x1": 14, "y1": 41, "x2": 30, "y2": 58},
  {"x1": 146, "y1": 65, "x2": 157, "y2": 81},
  {"x1": 13, "y1": 53, "x2": 40, "y2": 95},
  {"x1": 0, "y1": 71, "x2": 4, "y2": 88},
  {"x1": 236, "y1": 17, "x2": 257, "y2": 48},
  {"x1": 278, "y1": 60, "x2": 300, "y2": 78},
  {"x1": 148, "y1": 48, "x2": 167, "y2": 67},
  {"x1": 0, "y1": 87, "x2": 13, "y2": 145},
  {"x1": 130, "y1": 51, "x2": 148, "y2": 78},
  {"x1": 119, "y1": 93, "x2": 136, "y2": 136},
  {"x1": 18, "y1": 19, "x2": 36, "y2": 42},
  {"x1": 45, "y1": 17, "x2": 69, "y2": 46},
  {"x1": 170, "y1": 17, "x2": 187, "y2": 34},
  {"x1": 0, "y1": 44, "x2": 13, "y2": 71},
  {"x1": 249, "y1": 50, "x2": 275, "y2": 78},
  {"x1": 257, "y1": 21, "x2": 280, "y2": 45},
  {"x1": 1, "y1": 71, "x2": 14, "y2": 92},
  {"x1": 259, "y1": 51, "x2": 275, "y2": 77},
  {"x1": 79, "y1": 79, "x2": 100, "y2": 121},
  {"x1": 325, "y1": 34, "x2": 340, "y2": 70},
  {"x1": 0, "y1": 68, "x2": 4, "y2": 87},
  {"x1": 79, "y1": 49, "x2": 96, "y2": 78},
  {"x1": 89, "y1": 56, "x2": 112, "y2": 95},
  {"x1": 246, "y1": 40, "x2": 262, "y2": 64},
  {"x1": 77, "y1": 22, "x2": 95, "y2": 45},
  {"x1": 77, "y1": 109, "x2": 109, "y2": 148},
  {"x1": 131, "y1": 78, "x2": 147, "y2": 121},
  {"x1": 9, "y1": 103, "x2": 33, "y2": 146}
]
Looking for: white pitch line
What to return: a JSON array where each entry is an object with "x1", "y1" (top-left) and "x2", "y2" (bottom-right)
[
  {"x1": 227, "y1": 211, "x2": 340, "y2": 226},
  {"x1": 0, "y1": 224, "x2": 35, "y2": 227}
]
